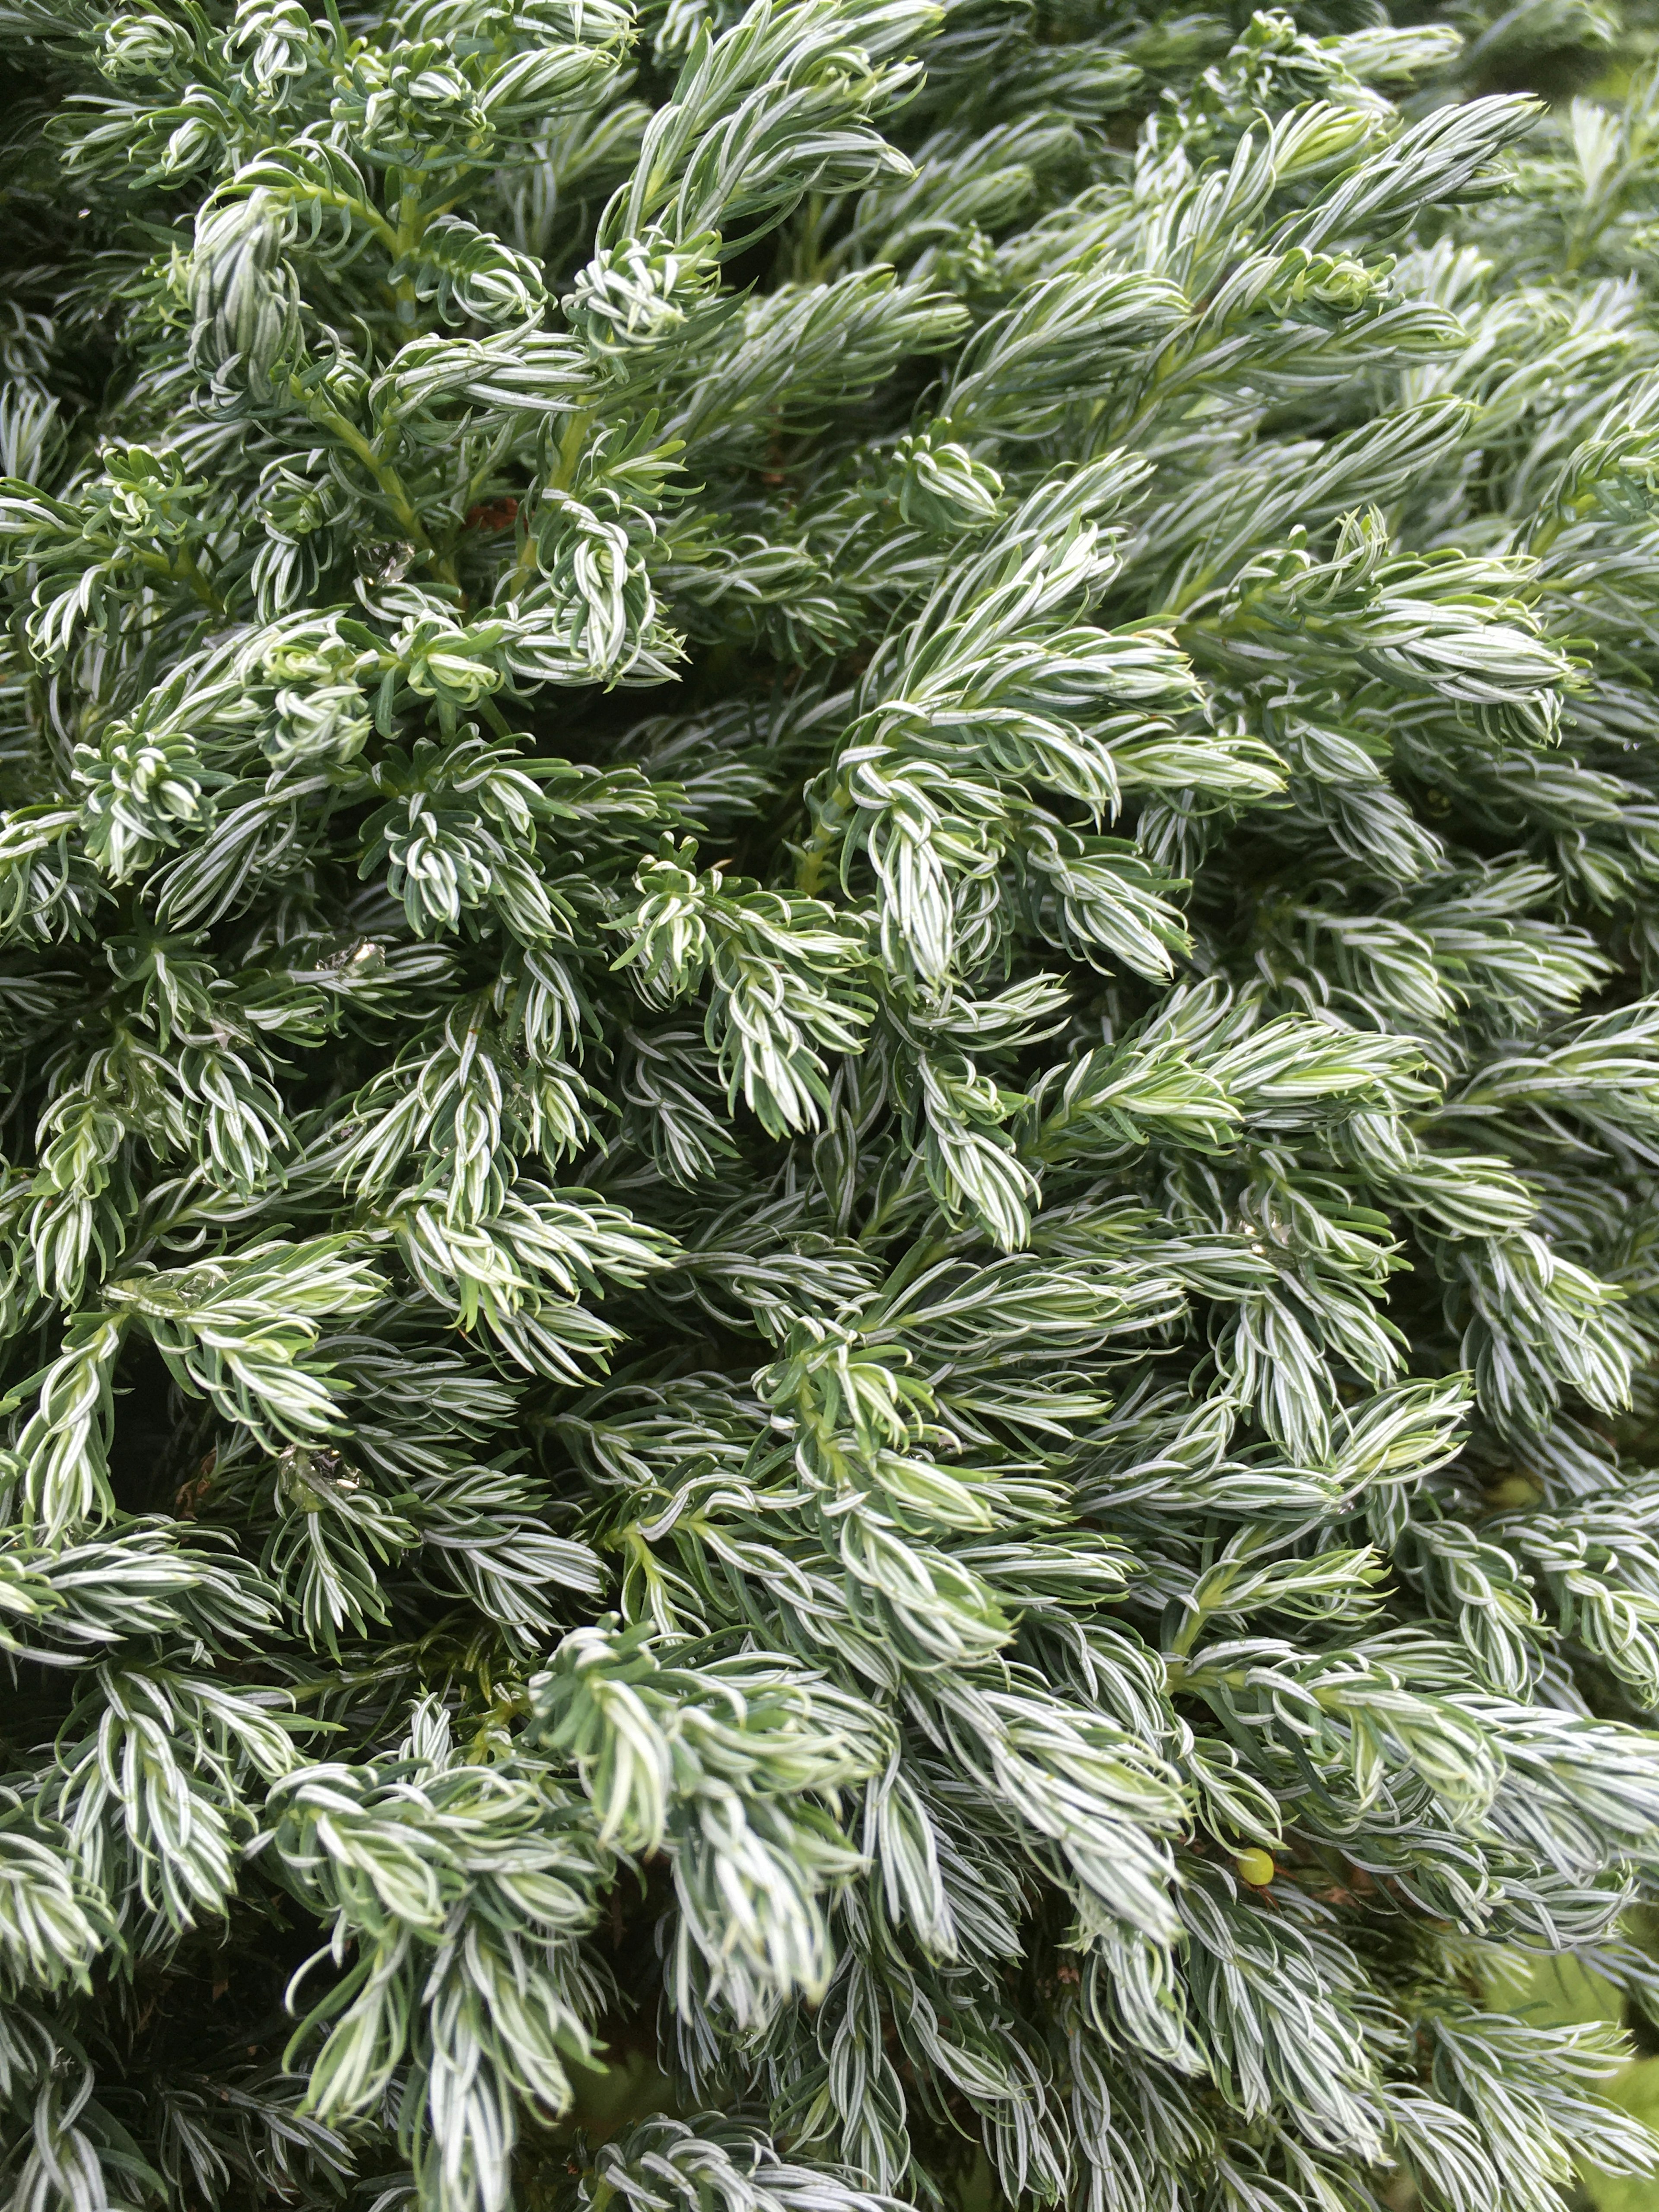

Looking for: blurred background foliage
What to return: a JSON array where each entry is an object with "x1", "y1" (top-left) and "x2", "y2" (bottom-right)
[{"x1": 1495, "y1": 1936, "x2": 1659, "y2": 2212}]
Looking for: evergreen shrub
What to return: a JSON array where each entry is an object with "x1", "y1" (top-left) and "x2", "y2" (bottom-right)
[{"x1": 5, "y1": 0, "x2": 1659, "y2": 2206}]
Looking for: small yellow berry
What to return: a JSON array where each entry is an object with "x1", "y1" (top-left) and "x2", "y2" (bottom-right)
[
  {"x1": 1485, "y1": 1475, "x2": 1536, "y2": 1509},
  {"x1": 1235, "y1": 1849, "x2": 1276, "y2": 1887}
]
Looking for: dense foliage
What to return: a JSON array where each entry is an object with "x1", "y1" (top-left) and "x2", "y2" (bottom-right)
[{"x1": 6, "y1": 0, "x2": 1659, "y2": 2206}]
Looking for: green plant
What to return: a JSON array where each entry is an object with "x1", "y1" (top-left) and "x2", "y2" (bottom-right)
[{"x1": 6, "y1": 0, "x2": 1659, "y2": 2208}]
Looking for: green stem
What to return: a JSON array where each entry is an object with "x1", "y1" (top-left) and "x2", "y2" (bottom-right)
[
  {"x1": 134, "y1": 547, "x2": 227, "y2": 621},
  {"x1": 510, "y1": 408, "x2": 596, "y2": 590},
  {"x1": 295, "y1": 381, "x2": 460, "y2": 591},
  {"x1": 271, "y1": 182, "x2": 400, "y2": 258},
  {"x1": 551, "y1": 408, "x2": 594, "y2": 492},
  {"x1": 794, "y1": 778, "x2": 849, "y2": 895}
]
